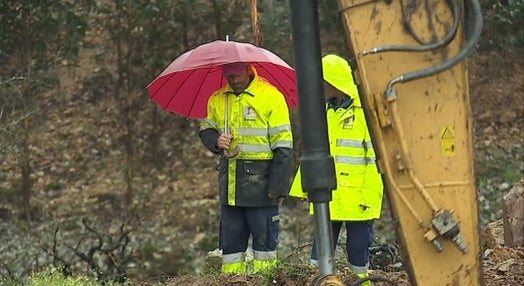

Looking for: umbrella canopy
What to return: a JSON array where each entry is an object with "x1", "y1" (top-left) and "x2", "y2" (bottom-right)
[{"x1": 147, "y1": 40, "x2": 298, "y2": 119}]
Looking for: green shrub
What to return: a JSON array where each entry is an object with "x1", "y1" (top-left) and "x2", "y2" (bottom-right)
[
  {"x1": 1, "y1": 267, "x2": 127, "y2": 286},
  {"x1": 481, "y1": 0, "x2": 524, "y2": 49}
]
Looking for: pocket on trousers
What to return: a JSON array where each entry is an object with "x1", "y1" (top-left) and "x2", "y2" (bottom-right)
[{"x1": 266, "y1": 214, "x2": 280, "y2": 249}]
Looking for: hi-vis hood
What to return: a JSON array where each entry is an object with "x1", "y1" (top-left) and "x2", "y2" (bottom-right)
[{"x1": 321, "y1": 54, "x2": 361, "y2": 107}]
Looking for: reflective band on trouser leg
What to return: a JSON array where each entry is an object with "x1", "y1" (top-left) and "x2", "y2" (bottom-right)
[
  {"x1": 349, "y1": 263, "x2": 369, "y2": 275},
  {"x1": 309, "y1": 259, "x2": 319, "y2": 267},
  {"x1": 356, "y1": 272, "x2": 371, "y2": 286},
  {"x1": 222, "y1": 261, "x2": 247, "y2": 274},
  {"x1": 222, "y1": 252, "x2": 247, "y2": 274},
  {"x1": 253, "y1": 250, "x2": 277, "y2": 273}
]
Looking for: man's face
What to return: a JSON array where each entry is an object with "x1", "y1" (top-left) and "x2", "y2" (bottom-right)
[
  {"x1": 323, "y1": 81, "x2": 339, "y2": 99},
  {"x1": 223, "y1": 63, "x2": 251, "y2": 94}
]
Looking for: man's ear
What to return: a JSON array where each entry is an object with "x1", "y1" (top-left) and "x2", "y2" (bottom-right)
[{"x1": 247, "y1": 65, "x2": 255, "y2": 78}]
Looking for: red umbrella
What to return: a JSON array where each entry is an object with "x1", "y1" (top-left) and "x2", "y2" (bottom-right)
[{"x1": 147, "y1": 40, "x2": 298, "y2": 119}]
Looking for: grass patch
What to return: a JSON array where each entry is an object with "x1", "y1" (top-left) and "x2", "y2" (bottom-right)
[{"x1": 1, "y1": 267, "x2": 129, "y2": 286}]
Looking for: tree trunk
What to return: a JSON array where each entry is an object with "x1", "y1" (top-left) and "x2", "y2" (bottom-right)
[
  {"x1": 211, "y1": 0, "x2": 222, "y2": 40},
  {"x1": 20, "y1": 117, "x2": 33, "y2": 220}
]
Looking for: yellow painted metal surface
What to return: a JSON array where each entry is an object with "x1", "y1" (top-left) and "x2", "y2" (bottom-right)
[{"x1": 337, "y1": 0, "x2": 482, "y2": 285}]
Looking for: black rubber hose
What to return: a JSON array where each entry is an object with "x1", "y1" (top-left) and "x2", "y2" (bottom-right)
[
  {"x1": 385, "y1": 0, "x2": 483, "y2": 93},
  {"x1": 362, "y1": 0, "x2": 460, "y2": 55}
]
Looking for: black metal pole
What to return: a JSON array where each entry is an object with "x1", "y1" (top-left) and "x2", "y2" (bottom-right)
[{"x1": 289, "y1": 0, "x2": 337, "y2": 278}]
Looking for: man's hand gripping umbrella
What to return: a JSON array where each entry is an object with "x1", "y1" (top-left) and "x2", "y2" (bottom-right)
[{"x1": 219, "y1": 94, "x2": 240, "y2": 158}]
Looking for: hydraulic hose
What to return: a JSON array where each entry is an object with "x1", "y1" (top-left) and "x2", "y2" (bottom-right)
[
  {"x1": 385, "y1": 0, "x2": 483, "y2": 92},
  {"x1": 362, "y1": 0, "x2": 460, "y2": 55}
]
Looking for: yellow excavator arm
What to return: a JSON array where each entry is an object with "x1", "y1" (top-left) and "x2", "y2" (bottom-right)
[
  {"x1": 338, "y1": 0, "x2": 483, "y2": 285},
  {"x1": 290, "y1": 0, "x2": 483, "y2": 285}
]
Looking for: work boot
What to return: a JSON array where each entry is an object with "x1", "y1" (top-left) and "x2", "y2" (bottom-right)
[{"x1": 356, "y1": 272, "x2": 371, "y2": 286}]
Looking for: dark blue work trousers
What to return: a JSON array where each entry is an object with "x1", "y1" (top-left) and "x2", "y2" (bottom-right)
[
  {"x1": 220, "y1": 205, "x2": 280, "y2": 255},
  {"x1": 311, "y1": 220, "x2": 374, "y2": 267}
]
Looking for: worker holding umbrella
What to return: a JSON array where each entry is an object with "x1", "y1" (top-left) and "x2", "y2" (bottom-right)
[
  {"x1": 147, "y1": 40, "x2": 297, "y2": 274},
  {"x1": 199, "y1": 61, "x2": 293, "y2": 274}
]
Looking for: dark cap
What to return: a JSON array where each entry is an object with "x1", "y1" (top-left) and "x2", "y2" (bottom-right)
[{"x1": 222, "y1": 62, "x2": 248, "y2": 76}]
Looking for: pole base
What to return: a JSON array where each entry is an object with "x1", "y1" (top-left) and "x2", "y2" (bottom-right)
[{"x1": 311, "y1": 274, "x2": 346, "y2": 286}]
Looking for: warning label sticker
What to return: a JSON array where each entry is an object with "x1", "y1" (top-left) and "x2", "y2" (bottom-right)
[{"x1": 441, "y1": 126, "x2": 455, "y2": 156}]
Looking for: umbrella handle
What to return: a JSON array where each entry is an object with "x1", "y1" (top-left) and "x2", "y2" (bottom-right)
[{"x1": 223, "y1": 146, "x2": 240, "y2": 158}]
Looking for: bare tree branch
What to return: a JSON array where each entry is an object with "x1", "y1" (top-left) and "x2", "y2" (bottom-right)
[{"x1": 0, "y1": 77, "x2": 26, "y2": 86}]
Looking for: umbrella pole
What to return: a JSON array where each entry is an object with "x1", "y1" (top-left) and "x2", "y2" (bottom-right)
[
  {"x1": 223, "y1": 94, "x2": 239, "y2": 158},
  {"x1": 225, "y1": 94, "x2": 229, "y2": 134}
]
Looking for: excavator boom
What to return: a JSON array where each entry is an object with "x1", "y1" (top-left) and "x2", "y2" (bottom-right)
[{"x1": 337, "y1": 0, "x2": 483, "y2": 285}]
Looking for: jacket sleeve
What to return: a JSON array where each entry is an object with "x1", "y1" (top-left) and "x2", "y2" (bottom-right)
[
  {"x1": 199, "y1": 93, "x2": 222, "y2": 155},
  {"x1": 269, "y1": 147, "x2": 293, "y2": 197},
  {"x1": 267, "y1": 87, "x2": 294, "y2": 197},
  {"x1": 199, "y1": 128, "x2": 221, "y2": 154}
]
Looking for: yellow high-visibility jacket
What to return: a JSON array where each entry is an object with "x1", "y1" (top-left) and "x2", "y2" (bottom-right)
[
  {"x1": 200, "y1": 69, "x2": 293, "y2": 207},
  {"x1": 290, "y1": 99, "x2": 383, "y2": 220},
  {"x1": 290, "y1": 54, "x2": 383, "y2": 220}
]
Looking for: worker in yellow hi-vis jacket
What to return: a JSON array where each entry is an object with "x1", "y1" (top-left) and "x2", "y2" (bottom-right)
[
  {"x1": 290, "y1": 54, "x2": 383, "y2": 285},
  {"x1": 200, "y1": 62, "x2": 293, "y2": 274}
]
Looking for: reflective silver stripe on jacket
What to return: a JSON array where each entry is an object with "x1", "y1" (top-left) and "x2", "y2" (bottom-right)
[
  {"x1": 270, "y1": 140, "x2": 293, "y2": 149},
  {"x1": 337, "y1": 139, "x2": 364, "y2": 148},
  {"x1": 335, "y1": 155, "x2": 370, "y2": 165},
  {"x1": 238, "y1": 127, "x2": 268, "y2": 136},
  {"x1": 336, "y1": 139, "x2": 374, "y2": 149},
  {"x1": 200, "y1": 119, "x2": 218, "y2": 130},
  {"x1": 237, "y1": 125, "x2": 292, "y2": 136},
  {"x1": 238, "y1": 144, "x2": 272, "y2": 153},
  {"x1": 268, "y1": 124, "x2": 292, "y2": 136},
  {"x1": 237, "y1": 142, "x2": 292, "y2": 152}
]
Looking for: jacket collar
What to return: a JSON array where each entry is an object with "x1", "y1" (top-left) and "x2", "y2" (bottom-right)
[{"x1": 326, "y1": 95, "x2": 353, "y2": 110}]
